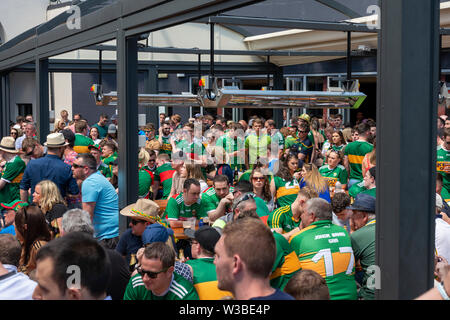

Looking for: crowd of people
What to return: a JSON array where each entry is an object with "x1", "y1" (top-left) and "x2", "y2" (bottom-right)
[{"x1": 0, "y1": 109, "x2": 449, "y2": 301}]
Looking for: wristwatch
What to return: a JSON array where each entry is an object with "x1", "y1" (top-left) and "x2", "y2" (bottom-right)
[{"x1": 437, "y1": 281, "x2": 450, "y2": 300}]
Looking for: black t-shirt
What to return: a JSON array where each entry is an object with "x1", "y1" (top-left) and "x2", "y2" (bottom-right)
[
  {"x1": 115, "y1": 228, "x2": 143, "y2": 265},
  {"x1": 45, "y1": 203, "x2": 68, "y2": 236}
]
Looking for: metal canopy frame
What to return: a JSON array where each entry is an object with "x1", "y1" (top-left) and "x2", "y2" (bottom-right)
[{"x1": 0, "y1": 0, "x2": 441, "y2": 300}]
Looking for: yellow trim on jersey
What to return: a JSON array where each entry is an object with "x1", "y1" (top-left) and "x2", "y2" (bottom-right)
[
  {"x1": 270, "y1": 251, "x2": 302, "y2": 280},
  {"x1": 11, "y1": 173, "x2": 24, "y2": 184},
  {"x1": 276, "y1": 186, "x2": 300, "y2": 199},
  {"x1": 193, "y1": 281, "x2": 233, "y2": 300},
  {"x1": 299, "y1": 251, "x2": 354, "y2": 278},
  {"x1": 289, "y1": 224, "x2": 318, "y2": 244},
  {"x1": 73, "y1": 145, "x2": 90, "y2": 154},
  {"x1": 347, "y1": 154, "x2": 365, "y2": 165},
  {"x1": 271, "y1": 206, "x2": 291, "y2": 229}
]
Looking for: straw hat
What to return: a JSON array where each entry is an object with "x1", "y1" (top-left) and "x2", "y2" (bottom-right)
[
  {"x1": 0, "y1": 137, "x2": 19, "y2": 153},
  {"x1": 120, "y1": 198, "x2": 160, "y2": 223},
  {"x1": 44, "y1": 132, "x2": 69, "y2": 147}
]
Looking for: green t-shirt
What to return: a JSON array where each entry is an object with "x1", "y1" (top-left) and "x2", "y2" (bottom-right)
[
  {"x1": 217, "y1": 135, "x2": 245, "y2": 171},
  {"x1": 157, "y1": 135, "x2": 173, "y2": 157},
  {"x1": 319, "y1": 164, "x2": 348, "y2": 188},
  {"x1": 351, "y1": 219, "x2": 376, "y2": 300},
  {"x1": 138, "y1": 168, "x2": 153, "y2": 198},
  {"x1": 99, "y1": 162, "x2": 113, "y2": 178},
  {"x1": 101, "y1": 152, "x2": 118, "y2": 166},
  {"x1": 201, "y1": 186, "x2": 232, "y2": 215},
  {"x1": 165, "y1": 193, "x2": 207, "y2": 219},
  {"x1": 284, "y1": 136, "x2": 297, "y2": 149},
  {"x1": 186, "y1": 257, "x2": 231, "y2": 300},
  {"x1": 271, "y1": 131, "x2": 285, "y2": 151},
  {"x1": 73, "y1": 134, "x2": 94, "y2": 154},
  {"x1": 154, "y1": 163, "x2": 175, "y2": 199},
  {"x1": 267, "y1": 205, "x2": 300, "y2": 233},
  {"x1": 360, "y1": 187, "x2": 376, "y2": 198},
  {"x1": 289, "y1": 220, "x2": 357, "y2": 300},
  {"x1": 244, "y1": 134, "x2": 271, "y2": 168},
  {"x1": 348, "y1": 181, "x2": 365, "y2": 199},
  {"x1": 0, "y1": 155, "x2": 26, "y2": 203},
  {"x1": 270, "y1": 231, "x2": 302, "y2": 290},
  {"x1": 437, "y1": 145, "x2": 450, "y2": 202},
  {"x1": 344, "y1": 141, "x2": 373, "y2": 181},
  {"x1": 273, "y1": 176, "x2": 300, "y2": 208},
  {"x1": 123, "y1": 272, "x2": 199, "y2": 300}
]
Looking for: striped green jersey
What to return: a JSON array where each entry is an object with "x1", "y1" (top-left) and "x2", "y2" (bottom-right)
[
  {"x1": 186, "y1": 258, "x2": 232, "y2": 300},
  {"x1": 270, "y1": 231, "x2": 302, "y2": 290},
  {"x1": 123, "y1": 272, "x2": 199, "y2": 300},
  {"x1": 289, "y1": 220, "x2": 357, "y2": 300},
  {"x1": 344, "y1": 141, "x2": 373, "y2": 181},
  {"x1": 319, "y1": 164, "x2": 348, "y2": 188},
  {"x1": 267, "y1": 205, "x2": 300, "y2": 233}
]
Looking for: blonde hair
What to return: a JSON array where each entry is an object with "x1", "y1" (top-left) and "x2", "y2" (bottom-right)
[
  {"x1": 302, "y1": 164, "x2": 328, "y2": 193},
  {"x1": 185, "y1": 163, "x2": 206, "y2": 181},
  {"x1": 36, "y1": 180, "x2": 66, "y2": 214}
]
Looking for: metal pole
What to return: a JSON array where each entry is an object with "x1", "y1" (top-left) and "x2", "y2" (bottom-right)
[
  {"x1": 347, "y1": 31, "x2": 352, "y2": 81},
  {"x1": 36, "y1": 58, "x2": 49, "y2": 144},
  {"x1": 117, "y1": 31, "x2": 139, "y2": 234},
  {"x1": 377, "y1": 0, "x2": 439, "y2": 299}
]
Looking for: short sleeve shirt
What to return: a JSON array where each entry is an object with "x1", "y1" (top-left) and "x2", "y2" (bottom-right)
[
  {"x1": 165, "y1": 193, "x2": 207, "y2": 220},
  {"x1": 319, "y1": 164, "x2": 348, "y2": 188},
  {"x1": 123, "y1": 272, "x2": 199, "y2": 300},
  {"x1": 82, "y1": 171, "x2": 119, "y2": 240},
  {"x1": 0, "y1": 155, "x2": 26, "y2": 203},
  {"x1": 289, "y1": 220, "x2": 357, "y2": 300},
  {"x1": 267, "y1": 205, "x2": 300, "y2": 233},
  {"x1": 344, "y1": 141, "x2": 373, "y2": 181},
  {"x1": 245, "y1": 134, "x2": 271, "y2": 167}
]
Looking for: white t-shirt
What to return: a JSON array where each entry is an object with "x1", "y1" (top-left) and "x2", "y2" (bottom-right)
[{"x1": 436, "y1": 218, "x2": 450, "y2": 262}]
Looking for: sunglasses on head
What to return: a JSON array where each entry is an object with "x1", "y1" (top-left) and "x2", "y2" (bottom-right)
[{"x1": 136, "y1": 265, "x2": 168, "y2": 279}]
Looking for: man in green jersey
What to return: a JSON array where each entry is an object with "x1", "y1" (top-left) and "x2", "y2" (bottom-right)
[
  {"x1": 157, "y1": 121, "x2": 173, "y2": 158},
  {"x1": 289, "y1": 198, "x2": 357, "y2": 300},
  {"x1": 319, "y1": 150, "x2": 348, "y2": 191},
  {"x1": 185, "y1": 226, "x2": 232, "y2": 300},
  {"x1": 344, "y1": 122, "x2": 373, "y2": 188},
  {"x1": 73, "y1": 120, "x2": 94, "y2": 154},
  {"x1": 124, "y1": 242, "x2": 199, "y2": 300},
  {"x1": 265, "y1": 119, "x2": 285, "y2": 160},
  {"x1": 153, "y1": 153, "x2": 175, "y2": 200},
  {"x1": 202, "y1": 175, "x2": 234, "y2": 222},
  {"x1": 245, "y1": 118, "x2": 271, "y2": 170},
  {"x1": 0, "y1": 137, "x2": 26, "y2": 203},
  {"x1": 101, "y1": 141, "x2": 118, "y2": 167},
  {"x1": 268, "y1": 187, "x2": 317, "y2": 239},
  {"x1": 437, "y1": 128, "x2": 450, "y2": 202},
  {"x1": 88, "y1": 144, "x2": 112, "y2": 178},
  {"x1": 165, "y1": 178, "x2": 207, "y2": 228},
  {"x1": 347, "y1": 193, "x2": 376, "y2": 300}
]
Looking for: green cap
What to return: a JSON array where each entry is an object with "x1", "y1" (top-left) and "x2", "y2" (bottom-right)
[
  {"x1": 1, "y1": 200, "x2": 28, "y2": 211},
  {"x1": 88, "y1": 144, "x2": 101, "y2": 151}
]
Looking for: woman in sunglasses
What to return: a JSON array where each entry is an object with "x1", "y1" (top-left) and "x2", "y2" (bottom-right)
[
  {"x1": 32, "y1": 180, "x2": 68, "y2": 238},
  {"x1": 250, "y1": 167, "x2": 275, "y2": 212},
  {"x1": 15, "y1": 204, "x2": 51, "y2": 275},
  {"x1": 9, "y1": 128, "x2": 20, "y2": 141}
]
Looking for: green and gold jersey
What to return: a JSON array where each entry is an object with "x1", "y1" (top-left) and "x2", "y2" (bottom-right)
[
  {"x1": 123, "y1": 272, "x2": 199, "y2": 300},
  {"x1": 186, "y1": 258, "x2": 232, "y2": 300},
  {"x1": 267, "y1": 205, "x2": 301, "y2": 233},
  {"x1": 289, "y1": 220, "x2": 357, "y2": 300},
  {"x1": 437, "y1": 145, "x2": 450, "y2": 202},
  {"x1": 101, "y1": 152, "x2": 118, "y2": 166},
  {"x1": 158, "y1": 135, "x2": 173, "y2": 157},
  {"x1": 274, "y1": 176, "x2": 300, "y2": 207},
  {"x1": 154, "y1": 162, "x2": 175, "y2": 199},
  {"x1": 73, "y1": 134, "x2": 94, "y2": 154},
  {"x1": 0, "y1": 155, "x2": 26, "y2": 203},
  {"x1": 165, "y1": 193, "x2": 207, "y2": 220},
  {"x1": 319, "y1": 164, "x2": 348, "y2": 188},
  {"x1": 270, "y1": 231, "x2": 302, "y2": 290},
  {"x1": 344, "y1": 141, "x2": 373, "y2": 181}
]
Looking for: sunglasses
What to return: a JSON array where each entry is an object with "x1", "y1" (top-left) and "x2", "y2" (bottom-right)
[
  {"x1": 252, "y1": 177, "x2": 265, "y2": 181},
  {"x1": 136, "y1": 265, "x2": 168, "y2": 279},
  {"x1": 130, "y1": 219, "x2": 145, "y2": 225},
  {"x1": 72, "y1": 163, "x2": 85, "y2": 169}
]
